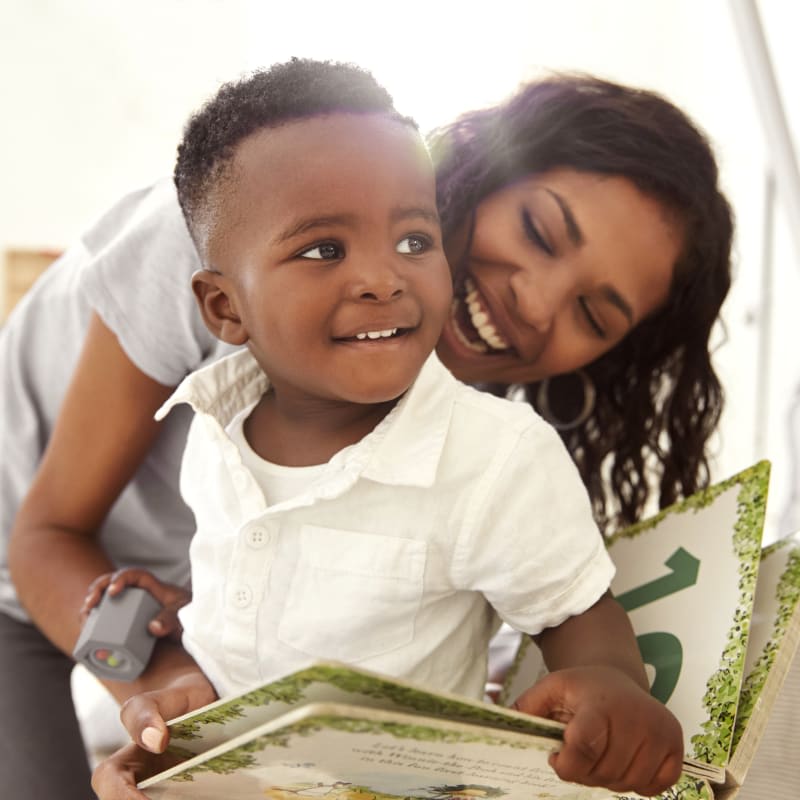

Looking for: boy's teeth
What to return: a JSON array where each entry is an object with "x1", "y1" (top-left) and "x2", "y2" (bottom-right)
[{"x1": 355, "y1": 328, "x2": 398, "y2": 340}]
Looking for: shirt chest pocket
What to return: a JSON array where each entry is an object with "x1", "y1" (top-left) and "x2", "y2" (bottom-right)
[{"x1": 277, "y1": 525, "x2": 427, "y2": 662}]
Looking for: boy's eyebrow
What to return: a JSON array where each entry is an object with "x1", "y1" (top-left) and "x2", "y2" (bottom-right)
[
  {"x1": 274, "y1": 206, "x2": 440, "y2": 244},
  {"x1": 389, "y1": 205, "x2": 440, "y2": 225},
  {"x1": 274, "y1": 215, "x2": 353, "y2": 244}
]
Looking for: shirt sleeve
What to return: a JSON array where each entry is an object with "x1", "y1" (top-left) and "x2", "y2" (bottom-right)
[
  {"x1": 77, "y1": 179, "x2": 219, "y2": 386},
  {"x1": 453, "y1": 417, "x2": 615, "y2": 635}
]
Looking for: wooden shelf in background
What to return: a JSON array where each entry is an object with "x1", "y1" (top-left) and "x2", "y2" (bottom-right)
[{"x1": 3, "y1": 248, "x2": 62, "y2": 320}]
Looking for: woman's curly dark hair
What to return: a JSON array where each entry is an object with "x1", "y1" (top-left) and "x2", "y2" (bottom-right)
[{"x1": 429, "y1": 74, "x2": 734, "y2": 535}]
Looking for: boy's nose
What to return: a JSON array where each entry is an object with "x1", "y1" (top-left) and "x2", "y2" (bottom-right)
[{"x1": 351, "y1": 259, "x2": 407, "y2": 302}]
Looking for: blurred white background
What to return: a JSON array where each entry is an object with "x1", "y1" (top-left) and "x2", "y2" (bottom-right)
[{"x1": 1, "y1": 0, "x2": 798, "y2": 541}]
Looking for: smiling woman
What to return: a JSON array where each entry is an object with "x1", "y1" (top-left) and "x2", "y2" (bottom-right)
[
  {"x1": 438, "y1": 169, "x2": 679, "y2": 384},
  {"x1": 430, "y1": 74, "x2": 733, "y2": 534}
]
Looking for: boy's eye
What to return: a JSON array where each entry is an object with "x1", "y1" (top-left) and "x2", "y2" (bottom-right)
[
  {"x1": 396, "y1": 235, "x2": 430, "y2": 255},
  {"x1": 298, "y1": 242, "x2": 344, "y2": 260}
]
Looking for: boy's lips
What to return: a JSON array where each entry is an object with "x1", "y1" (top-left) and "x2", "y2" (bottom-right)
[
  {"x1": 333, "y1": 317, "x2": 418, "y2": 342},
  {"x1": 449, "y1": 277, "x2": 513, "y2": 355},
  {"x1": 337, "y1": 326, "x2": 408, "y2": 342}
]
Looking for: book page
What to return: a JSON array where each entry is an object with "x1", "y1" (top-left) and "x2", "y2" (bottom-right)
[
  {"x1": 502, "y1": 462, "x2": 769, "y2": 774},
  {"x1": 727, "y1": 530, "x2": 800, "y2": 783},
  {"x1": 164, "y1": 663, "x2": 564, "y2": 761},
  {"x1": 141, "y1": 703, "x2": 712, "y2": 800}
]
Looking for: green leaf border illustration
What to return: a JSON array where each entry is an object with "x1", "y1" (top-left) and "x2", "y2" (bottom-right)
[
  {"x1": 169, "y1": 713, "x2": 552, "y2": 783},
  {"x1": 683, "y1": 462, "x2": 768, "y2": 765},
  {"x1": 170, "y1": 664, "x2": 561, "y2": 743},
  {"x1": 730, "y1": 538, "x2": 800, "y2": 751},
  {"x1": 614, "y1": 774, "x2": 713, "y2": 800}
]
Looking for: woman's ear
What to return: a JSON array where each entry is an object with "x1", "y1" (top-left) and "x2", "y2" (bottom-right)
[{"x1": 191, "y1": 271, "x2": 249, "y2": 346}]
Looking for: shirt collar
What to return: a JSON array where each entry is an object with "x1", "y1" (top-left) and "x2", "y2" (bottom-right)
[
  {"x1": 156, "y1": 348, "x2": 458, "y2": 489},
  {"x1": 156, "y1": 347, "x2": 267, "y2": 426}
]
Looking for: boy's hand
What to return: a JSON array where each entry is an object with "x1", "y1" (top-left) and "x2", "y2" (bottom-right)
[
  {"x1": 513, "y1": 665, "x2": 684, "y2": 797},
  {"x1": 80, "y1": 567, "x2": 191, "y2": 640},
  {"x1": 92, "y1": 741, "x2": 167, "y2": 800},
  {"x1": 120, "y1": 669, "x2": 217, "y2": 754},
  {"x1": 92, "y1": 666, "x2": 216, "y2": 798}
]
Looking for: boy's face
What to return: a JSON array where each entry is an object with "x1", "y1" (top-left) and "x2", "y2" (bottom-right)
[{"x1": 198, "y1": 113, "x2": 452, "y2": 408}]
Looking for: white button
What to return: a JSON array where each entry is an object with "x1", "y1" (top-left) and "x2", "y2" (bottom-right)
[
  {"x1": 231, "y1": 585, "x2": 253, "y2": 608},
  {"x1": 246, "y1": 527, "x2": 269, "y2": 549}
]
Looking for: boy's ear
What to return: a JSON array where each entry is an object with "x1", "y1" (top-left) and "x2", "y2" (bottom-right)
[{"x1": 191, "y1": 270, "x2": 249, "y2": 346}]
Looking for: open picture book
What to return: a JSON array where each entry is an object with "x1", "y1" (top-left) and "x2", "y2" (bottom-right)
[
  {"x1": 503, "y1": 460, "x2": 800, "y2": 799},
  {"x1": 136, "y1": 460, "x2": 800, "y2": 800}
]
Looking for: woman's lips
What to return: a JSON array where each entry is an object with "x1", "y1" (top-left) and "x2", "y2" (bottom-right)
[{"x1": 450, "y1": 277, "x2": 512, "y2": 354}]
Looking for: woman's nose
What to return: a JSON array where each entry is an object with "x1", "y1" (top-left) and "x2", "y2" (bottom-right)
[{"x1": 509, "y1": 268, "x2": 572, "y2": 333}]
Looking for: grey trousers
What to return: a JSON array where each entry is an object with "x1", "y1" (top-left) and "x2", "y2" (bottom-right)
[{"x1": 0, "y1": 611, "x2": 96, "y2": 799}]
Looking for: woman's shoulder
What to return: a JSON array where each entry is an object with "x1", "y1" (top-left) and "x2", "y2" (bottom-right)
[{"x1": 80, "y1": 178, "x2": 194, "y2": 264}]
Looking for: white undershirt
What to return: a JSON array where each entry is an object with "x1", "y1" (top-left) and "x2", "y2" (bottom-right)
[{"x1": 227, "y1": 406, "x2": 327, "y2": 506}]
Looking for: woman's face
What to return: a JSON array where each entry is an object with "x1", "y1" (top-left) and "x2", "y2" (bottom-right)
[{"x1": 437, "y1": 168, "x2": 682, "y2": 384}]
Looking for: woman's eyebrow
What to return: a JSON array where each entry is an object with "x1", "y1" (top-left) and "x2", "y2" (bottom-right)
[
  {"x1": 544, "y1": 189, "x2": 584, "y2": 246},
  {"x1": 601, "y1": 285, "x2": 634, "y2": 326}
]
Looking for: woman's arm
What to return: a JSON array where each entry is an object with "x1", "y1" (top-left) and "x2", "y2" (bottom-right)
[{"x1": 8, "y1": 312, "x2": 174, "y2": 684}]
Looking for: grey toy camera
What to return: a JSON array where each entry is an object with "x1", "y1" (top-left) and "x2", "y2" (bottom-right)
[{"x1": 73, "y1": 587, "x2": 160, "y2": 681}]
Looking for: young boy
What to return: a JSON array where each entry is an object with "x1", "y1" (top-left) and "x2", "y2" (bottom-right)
[{"x1": 89, "y1": 58, "x2": 683, "y2": 797}]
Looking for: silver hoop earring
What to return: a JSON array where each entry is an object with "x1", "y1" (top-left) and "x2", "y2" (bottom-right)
[{"x1": 536, "y1": 370, "x2": 596, "y2": 431}]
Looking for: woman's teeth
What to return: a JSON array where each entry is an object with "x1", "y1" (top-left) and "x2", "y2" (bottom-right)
[
  {"x1": 355, "y1": 328, "x2": 398, "y2": 340},
  {"x1": 463, "y1": 279, "x2": 509, "y2": 351}
]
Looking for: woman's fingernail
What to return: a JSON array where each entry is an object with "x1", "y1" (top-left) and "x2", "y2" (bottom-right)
[{"x1": 142, "y1": 726, "x2": 162, "y2": 751}]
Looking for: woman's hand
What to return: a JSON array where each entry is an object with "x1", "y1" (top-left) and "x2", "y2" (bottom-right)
[
  {"x1": 513, "y1": 665, "x2": 684, "y2": 796},
  {"x1": 81, "y1": 567, "x2": 191, "y2": 640}
]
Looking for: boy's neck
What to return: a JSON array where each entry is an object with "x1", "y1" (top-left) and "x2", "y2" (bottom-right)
[{"x1": 243, "y1": 390, "x2": 401, "y2": 467}]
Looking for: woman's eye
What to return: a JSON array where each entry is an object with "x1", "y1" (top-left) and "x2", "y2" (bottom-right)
[
  {"x1": 298, "y1": 242, "x2": 344, "y2": 260},
  {"x1": 521, "y1": 209, "x2": 553, "y2": 255},
  {"x1": 396, "y1": 235, "x2": 430, "y2": 255},
  {"x1": 578, "y1": 297, "x2": 607, "y2": 339}
]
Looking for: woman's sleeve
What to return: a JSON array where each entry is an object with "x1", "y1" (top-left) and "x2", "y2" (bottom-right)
[{"x1": 77, "y1": 179, "x2": 218, "y2": 386}]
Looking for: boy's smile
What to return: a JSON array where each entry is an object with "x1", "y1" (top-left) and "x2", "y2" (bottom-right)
[{"x1": 194, "y1": 112, "x2": 452, "y2": 460}]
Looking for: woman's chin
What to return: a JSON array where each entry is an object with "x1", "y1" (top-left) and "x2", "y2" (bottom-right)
[
  {"x1": 436, "y1": 322, "x2": 503, "y2": 384},
  {"x1": 436, "y1": 320, "x2": 550, "y2": 386}
]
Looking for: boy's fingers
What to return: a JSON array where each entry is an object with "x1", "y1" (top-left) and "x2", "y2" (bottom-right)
[
  {"x1": 641, "y1": 750, "x2": 684, "y2": 796},
  {"x1": 511, "y1": 673, "x2": 572, "y2": 723},
  {"x1": 120, "y1": 694, "x2": 171, "y2": 753},
  {"x1": 91, "y1": 742, "x2": 155, "y2": 800},
  {"x1": 549, "y1": 707, "x2": 610, "y2": 785}
]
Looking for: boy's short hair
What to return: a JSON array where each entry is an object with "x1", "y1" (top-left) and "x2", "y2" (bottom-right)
[{"x1": 174, "y1": 57, "x2": 416, "y2": 253}]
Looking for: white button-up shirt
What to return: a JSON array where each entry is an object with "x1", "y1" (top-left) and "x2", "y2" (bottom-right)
[{"x1": 158, "y1": 349, "x2": 614, "y2": 699}]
